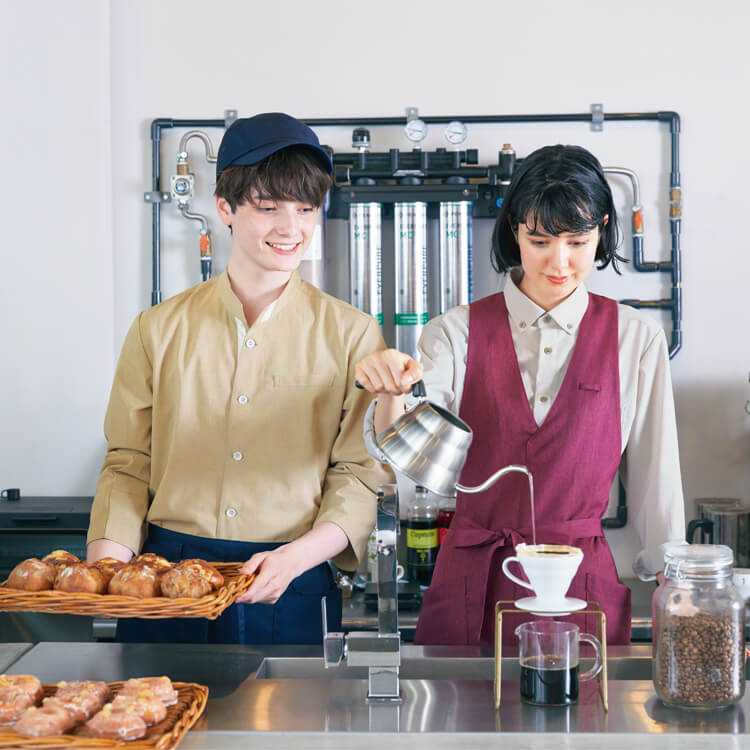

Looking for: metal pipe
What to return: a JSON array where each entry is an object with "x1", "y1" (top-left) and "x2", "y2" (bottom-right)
[{"x1": 177, "y1": 130, "x2": 217, "y2": 163}]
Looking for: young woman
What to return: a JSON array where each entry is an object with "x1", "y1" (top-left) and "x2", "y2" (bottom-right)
[{"x1": 356, "y1": 145, "x2": 685, "y2": 645}]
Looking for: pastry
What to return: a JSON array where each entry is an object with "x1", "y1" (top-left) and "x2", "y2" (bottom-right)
[
  {"x1": 90, "y1": 557, "x2": 127, "y2": 585},
  {"x1": 112, "y1": 688, "x2": 167, "y2": 725},
  {"x1": 177, "y1": 559, "x2": 224, "y2": 590},
  {"x1": 119, "y1": 676, "x2": 178, "y2": 705},
  {"x1": 55, "y1": 680, "x2": 111, "y2": 705},
  {"x1": 41, "y1": 550, "x2": 80, "y2": 567},
  {"x1": 108, "y1": 565, "x2": 161, "y2": 598},
  {"x1": 6, "y1": 558, "x2": 57, "y2": 591},
  {"x1": 86, "y1": 702, "x2": 147, "y2": 741},
  {"x1": 0, "y1": 674, "x2": 43, "y2": 704},
  {"x1": 53, "y1": 563, "x2": 108, "y2": 594},
  {"x1": 0, "y1": 693, "x2": 34, "y2": 725},
  {"x1": 131, "y1": 553, "x2": 173, "y2": 573},
  {"x1": 160, "y1": 566, "x2": 212, "y2": 599},
  {"x1": 12, "y1": 699, "x2": 76, "y2": 737}
]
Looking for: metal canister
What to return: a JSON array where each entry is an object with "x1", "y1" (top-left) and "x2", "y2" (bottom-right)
[
  {"x1": 349, "y1": 202, "x2": 383, "y2": 324},
  {"x1": 439, "y1": 201, "x2": 472, "y2": 313},
  {"x1": 687, "y1": 505, "x2": 750, "y2": 567},
  {"x1": 394, "y1": 200, "x2": 428, "y2": 358}
]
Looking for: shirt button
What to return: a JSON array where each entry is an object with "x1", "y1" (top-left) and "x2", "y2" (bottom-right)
[
  {"x1": 238, "y1": 394, "x2": 248, "y2": 404},
  {"x1": 519, "y1": 321, "x2": 527, "y2": 329},
  {"x1": 232, "y1": 451, "x2": 243, "y2": 461},
  {"x1": 544, "y1": 347, "x2": 552, "y2": 355},
  {"x1": 245, "y1": 339, "x2": 256, "y2": 348},
  {"x1": 540, "y1": 395, "x2": 549, "y2": 403},
  {"x1": 226, "y1": 508, "x2": 237, "y2": 518},
  {"x1": 566, "y1": 323, "x2": 573, "y2": 330},
  {"x1": 544, "y1": 315, "x2": 552, "y2": 323}
]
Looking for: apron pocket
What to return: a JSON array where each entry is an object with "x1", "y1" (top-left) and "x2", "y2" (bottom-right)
[{"x1": 272, "y1": 564, "x2": 341, "y2": 644}]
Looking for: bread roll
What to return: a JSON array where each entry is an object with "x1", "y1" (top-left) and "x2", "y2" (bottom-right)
[
  {"x1": 90, "y1": 557, "x2": 126, "y2": 585},
  {"x1": 6, "y1": 559, "x2": 57, "y2": 591},
  {"x1": 160, "y1": 566, "x2": 212, "y2": 599},
  {"x1": 108, "y1": 565, "x2": 161, "y2": 598},
  {"x1": 41, "y1": 550, "x2": 79, "y2": 567},
  {"x1": 53, "y1": 563, "x2": 107, "y2": 594},
  {"x1": 177, "y1": 559, "x2": 224, "y2": 590},
  {"x1": 131, "y1": 553, "x2": 173, "y2": 573}
]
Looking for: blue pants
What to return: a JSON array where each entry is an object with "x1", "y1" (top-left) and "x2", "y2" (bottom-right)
[{"x1": 116, "y1": 525, "x2": 342, "y2": 644}]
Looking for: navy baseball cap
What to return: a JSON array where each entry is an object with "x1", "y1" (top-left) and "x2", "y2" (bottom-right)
[{"x1": 216, "y1": 113, "x2": 332, "y2": 177}]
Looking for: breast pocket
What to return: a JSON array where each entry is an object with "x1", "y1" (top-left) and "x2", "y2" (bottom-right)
[
  {"x1": 272, "y1": 375, "x2": 337, "y2": 389},
  {"x1": 578, "y1": 382, "x2": 602, "y2": 393}
]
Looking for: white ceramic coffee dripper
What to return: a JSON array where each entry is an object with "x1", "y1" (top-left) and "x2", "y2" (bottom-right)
[{"x1": 502, "y1": 543, "x2": 585, "y2": 612}]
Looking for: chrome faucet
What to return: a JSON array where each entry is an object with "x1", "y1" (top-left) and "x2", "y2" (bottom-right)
[{"x1": 322, "y1": 483, "x2": 401, "y2": 701}]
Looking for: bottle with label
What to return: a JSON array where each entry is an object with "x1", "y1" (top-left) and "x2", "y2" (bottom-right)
[
  {"x1": 406, "y1": 486, "x2": 438, "y2": 586},
  {"x1": 437, "y1": 494, "x2": 456, "y2": 546}
]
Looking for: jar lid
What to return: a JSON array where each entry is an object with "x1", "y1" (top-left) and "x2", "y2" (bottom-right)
[{"x1": 663, "y1": 543, "x2": 734, "y2": 575}]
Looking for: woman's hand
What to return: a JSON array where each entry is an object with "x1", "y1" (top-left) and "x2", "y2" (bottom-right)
[{"x1": 355, "y1": 349, "x2": 423, "y2": 395}]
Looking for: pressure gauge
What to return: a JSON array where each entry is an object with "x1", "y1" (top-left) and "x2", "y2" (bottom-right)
[
  {"x1": 444, "y1": 121, "x2": 467, "y2": 145},
  {"x1": 404, "y1": 118, "x2": 428, "y2": 143}
]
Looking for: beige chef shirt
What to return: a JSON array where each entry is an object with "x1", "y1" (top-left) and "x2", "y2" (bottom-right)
[{"x1": 88, "y1": 270, "x2": 393, "y2": 570}]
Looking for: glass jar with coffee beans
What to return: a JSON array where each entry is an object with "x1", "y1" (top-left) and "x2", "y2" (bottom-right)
[{"x1": 652, "y1": 543, "x2": 745, "y2": 709}]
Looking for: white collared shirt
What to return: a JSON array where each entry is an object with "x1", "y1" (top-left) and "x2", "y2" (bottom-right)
[{"x1": 365, "y1": 271, "x2": 686, "y2": 578}]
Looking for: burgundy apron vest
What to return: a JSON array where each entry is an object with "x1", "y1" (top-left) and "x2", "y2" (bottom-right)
[{"x1": 414, "y1": 291, "x2": 632, "y2": 646}]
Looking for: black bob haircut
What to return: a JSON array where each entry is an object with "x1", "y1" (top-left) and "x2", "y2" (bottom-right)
[{"x1": 491, "y1": 144, "x2": 626, "y2": 274}]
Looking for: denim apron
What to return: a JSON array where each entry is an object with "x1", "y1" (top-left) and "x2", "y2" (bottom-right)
[{"x1": 116, "y1": 525, "x2": 342, "y2": 644}]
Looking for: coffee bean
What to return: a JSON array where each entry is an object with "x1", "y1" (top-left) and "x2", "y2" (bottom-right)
[{"x1": 655, "y1": 613, "x2": 743, "y2": 707}]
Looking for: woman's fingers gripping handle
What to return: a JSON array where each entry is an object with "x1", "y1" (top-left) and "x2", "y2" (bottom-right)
[{"x1": 355, "y1": 349, "x2": 423, "y2": 395}]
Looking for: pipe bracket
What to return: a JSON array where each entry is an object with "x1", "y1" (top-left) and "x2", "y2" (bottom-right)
[{"x1": 144, "y1": 191, "x2": 171, "y2": 203}]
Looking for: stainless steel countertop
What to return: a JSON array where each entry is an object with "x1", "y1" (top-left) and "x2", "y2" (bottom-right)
[
  {"x1": 0, "y1": 643, "x2": 32, "y2": 672},
  {"x1": 6, "y1": 641, "x2": 750, "y2": 747}
]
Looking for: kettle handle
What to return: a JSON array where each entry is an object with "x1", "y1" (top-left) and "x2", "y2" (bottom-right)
[
  {"x1": 355, "y1": 379, "x2": 427, "y2": 398},
  {"x1": 686, "y1": 518, "x2": 714, "y2": 544}
]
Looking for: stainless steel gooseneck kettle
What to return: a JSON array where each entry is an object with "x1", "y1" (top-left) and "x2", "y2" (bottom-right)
[{"x1": 374, "y1": 380, "x2": 532, "y2": 498}]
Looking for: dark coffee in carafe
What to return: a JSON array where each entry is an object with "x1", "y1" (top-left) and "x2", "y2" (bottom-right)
[{"x1": 520, "y1": 655, "x2": 579, "y2": 705}]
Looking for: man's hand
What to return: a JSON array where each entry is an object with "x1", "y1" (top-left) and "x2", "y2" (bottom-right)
[
  {"x1": 87, "y1": 538, "x2": 134, "y2": 563},
  {"x1": 236, "y1": 546, "x2": 302, "y2": 604},
  {"x1": 235, "y1": 522, "x2": 349, "y2": 605}
]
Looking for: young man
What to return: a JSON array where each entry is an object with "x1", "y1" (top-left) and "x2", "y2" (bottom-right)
[{"x1": 87, "y1": 113, "x2": 392, "y2": 643}]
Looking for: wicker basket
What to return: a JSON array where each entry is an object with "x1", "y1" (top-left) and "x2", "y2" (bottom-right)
[
  {"x1": 0, "y1": 680, "x2": 208, "y2": 749},
  {"x1": 0, "y1": 563, "x2": 254, "y2": 620}
]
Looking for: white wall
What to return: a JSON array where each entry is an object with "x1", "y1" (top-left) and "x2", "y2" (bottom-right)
[{"x1": 1, "y1": 0, "x2": 749, "y2": 575}]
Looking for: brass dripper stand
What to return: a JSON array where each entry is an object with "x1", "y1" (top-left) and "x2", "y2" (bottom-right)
[{"x1": 493, "y1": 601, "x2": 609, "y2": 712}]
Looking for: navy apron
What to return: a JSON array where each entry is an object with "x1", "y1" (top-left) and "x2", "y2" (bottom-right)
[{"x1": 116, "y1": 525, "x2": 342, "y2": 644}]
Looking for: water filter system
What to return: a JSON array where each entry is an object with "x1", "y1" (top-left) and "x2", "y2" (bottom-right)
[{"x1": 145, "y1": 106, "x2": 683, "y2": 361}]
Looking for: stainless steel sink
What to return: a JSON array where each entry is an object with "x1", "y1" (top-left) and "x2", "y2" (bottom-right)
[{"x1": 254, "y1": 646, "x2": 655, "y2": 681}]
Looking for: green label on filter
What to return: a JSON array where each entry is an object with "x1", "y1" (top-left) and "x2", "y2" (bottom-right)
[
  {"x1": 394, "y1": 313, "x2": 429, "y2": 325},
  {"x1": 374, "y1": 313, "x2": 383, "y2": 325}
]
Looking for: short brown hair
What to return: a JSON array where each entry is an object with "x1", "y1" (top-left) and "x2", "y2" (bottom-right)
[{"x1": 215, "y1": 145, "x2": 332, "y2": 212}]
